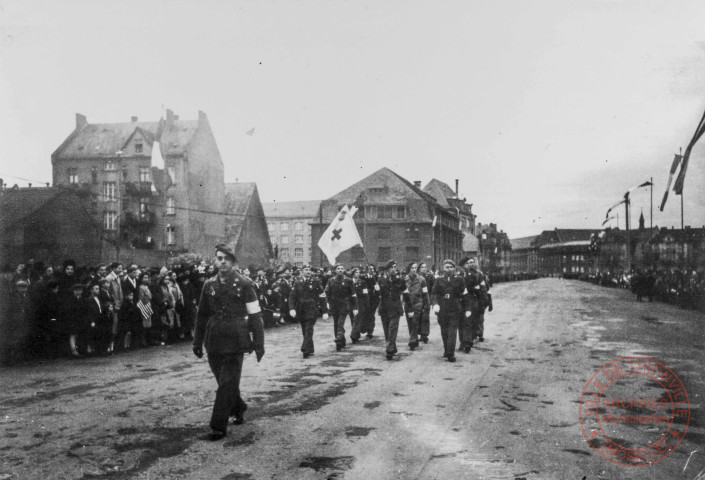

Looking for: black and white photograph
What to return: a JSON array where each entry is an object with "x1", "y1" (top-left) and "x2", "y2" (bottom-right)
[{"x1": 0, "y1": 1, "x2": 704, "y2": 478}]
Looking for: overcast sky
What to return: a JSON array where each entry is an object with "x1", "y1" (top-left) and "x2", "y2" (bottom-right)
[{"x1": 1, "y1": 0, "x2": 704, "y2": 238}]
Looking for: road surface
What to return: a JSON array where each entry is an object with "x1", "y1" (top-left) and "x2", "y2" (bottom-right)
[{"x1": 0, "y1": 278, "x2": 703, "y2": 479}]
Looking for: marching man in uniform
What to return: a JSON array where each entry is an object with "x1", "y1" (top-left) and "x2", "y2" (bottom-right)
[
  {"x1": 193, "y1": 244, "x2": 265, "y2": 441},
  {"x1": 431, "y1": 259, "x2": 471, "y2": 362},
  {"x1": 289, "y1": 264, "x2": 329, "y2": 358},
  {"x1": 324, "y1": 264, "x2": 358, "y2": 351},
  {"x1": 458, "y1": 257, "x2": 488, "y2": 349},
  {"x1": 378, "y1": 260, "x2": 406, "y2": 360}
]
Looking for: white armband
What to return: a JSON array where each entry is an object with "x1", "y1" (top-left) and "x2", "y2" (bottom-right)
[
  {"x1": 462, "y1": 288, "x2": 468, "y2": 295},
  {"x1": 422, "y1": 286, "x2": 428, "y2": 293},
  {"x1": 246, "y1": 301, "x2": 261, "y2": 314}
]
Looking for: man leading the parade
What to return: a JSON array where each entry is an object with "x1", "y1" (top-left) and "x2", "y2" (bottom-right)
[
  {"x1": 324, "y1": 264, "x2": 358, "y2": 351},
  {"x1": 192, "y1": 244, "x2": 265, "y2": 441}
]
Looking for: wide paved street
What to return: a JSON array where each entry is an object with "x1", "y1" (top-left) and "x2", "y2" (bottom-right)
[{"x1": 1, "y1": 278, "x2": 703, "y2": 480}]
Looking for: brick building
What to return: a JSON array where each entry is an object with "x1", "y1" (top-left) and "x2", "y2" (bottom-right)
[
  {"x1": 224, "y1": 183, "x2": 273, "y2": 269},
  {"x1": 263, "y1": 200, "x2": 320, "y2": 267},
  {"x1": 475, "y1": 223, "x2": 512, "y2": 278},
  {"x1": 51, "y1": 110, "x2": 225, "y2": 265},
  {"x1": 310, "y1": 168, "x2": 464, "y2": 268},
  {"x1": 0, "y1": 186, "x2": 101, "y2": 268},
  {"x1": 509, "y1": 235, "x2": 539, "y2": 276}
]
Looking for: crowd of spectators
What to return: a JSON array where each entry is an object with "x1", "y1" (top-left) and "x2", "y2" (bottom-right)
[{"x1": 577, "y1": 268, "x2": 705, "y2": 311}]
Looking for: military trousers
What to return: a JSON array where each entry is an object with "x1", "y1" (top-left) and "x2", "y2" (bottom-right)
[
  {"x1": 380, "y1": 313, "x2": 399, "y2": 354},
  {"x1": 437, "y1": 311, "x2": 460, "y2": 358},
  {"x1": 207, "y1": 352, "x2": 246, "y2": 434},
  {"x1": 474, "y1": 311, "x2": 485, "y2": 340},
  {"x1": 420, "y1": 306, "x2": 430, "y2": 339},
  {"x1": 331, "y1": 310, "x2": 349, "y2": 347},
  {"x1": 300, "y1": 317, "x2": 316, "y2": 355},
  {"x1": 405, "y1": 308, "x2": 422, "y2": 346},
  {"x1": 362, "y1": 301, "x2": 378, "y2": 334},
  {"x1": 458, "y1": 312, "x2": 475, "y2": 350},
  {"x1": 349, "y1": 307, "x2": 365, "y2": 341}
]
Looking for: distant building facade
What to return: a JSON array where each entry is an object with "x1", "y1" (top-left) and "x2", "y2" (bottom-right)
[
  {"x1": 310, "y1": 168, "x2": 464, "y2": 268},
  {"x1": 51, "y1": 110, "x2": 225, "y2": 265},
  {"x1": 224, "y1": 183, "x2": 273, "y2": 269},
  {"x1": 263, "y1": 200, "x2": 320, "y2": 267},
  {"x1": 476, "y1": 222, "x2": 512, "y2": 278},
  {"x1": 0, "y1": 186, "x2": 102, "y2": 268}
]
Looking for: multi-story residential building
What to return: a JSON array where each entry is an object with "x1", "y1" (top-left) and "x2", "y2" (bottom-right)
[
  {"x1": 262, "y1": 200, "x2": 320, "y2": 267},
  {"x1": 51, "y1": 110, "x2": 224, "y2": 265},
  {"x1": 0, "y1": 185, "x2": 102, "y2": 268},
  {"x1": 509, "y1": 235, "x2": 539, "y2": 276},
  {"x1": 310, "y1": 167, "x2": 464, "y2": 269}
]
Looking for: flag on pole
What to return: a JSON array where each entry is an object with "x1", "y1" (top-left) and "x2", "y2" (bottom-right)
[
  {"x1": 317, "y1": 205, "x2": 363, "y2": 265},
  {"x1": 659, "y1": 154, "x2": 682, "y2": 211},
  {"x1": 605, "y1": 199, "x2": 624, "y2": 222},
  {"x1": 637, "y1": 180, "x2": 653, "y2": 188},
  {"x1": 602, "y1": 215, "x2": 616, "y2": 227},
  {"x1": 673, "y1": 107, "x2": 705, "y2": 196},
  {"x1": 150, "y1": 140, "x2": 172, "y2": 194}
]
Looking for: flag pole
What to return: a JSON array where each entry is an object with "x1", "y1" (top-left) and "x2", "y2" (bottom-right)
[
  {"x1": 650, "y1": 176, "x2": 653, "y2": 229},
  {"x1": 624, "y1": 193, "x2": 631, "y2": 272},
  {"x1": 679, "y1": 147, "x2": 683, "y2": 230}
]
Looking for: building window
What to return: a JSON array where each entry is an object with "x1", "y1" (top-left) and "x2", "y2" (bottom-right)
[
  {"x1": 139, "y1": 167, "x2": 151, "y2": 183},
  {"x1": 105, "y1": 160, "x2": 115, "y2": 171},
  {"x1": 281, "y1": 222, "x2": 289, "y2": 231},
  {"x1": 140, "y1": 197, "x2": 150, "y2": 213},
  {"x1": 396, "y1": 206, "x2": 406, "y2": 219},
  {"x1": 69, "y1": 168, "x2": 78, "y2": 184},
  {"x1": 104, "y1": 182, "x2": 117, "y2": 200},
  {"x1": 166, "y1": 196, "x2": 175, "y2": 215},
  {"x1": 364, "y1": 205, "x2": 376, "y2": 219},
  {"x1": 406, "y1": 227, "x2": 420, "y2": 239},
  {"x1": 167, "y1": 166, "x2": 176, "y2": 185},
  {"x1": 122, "y1": 168, "x2": 129, "y2": 181},
  {"x1": 405, "y1": 246, "x2": 419, "y2": 262},
  {"x1": 91, "y1": 168, "x2": 98, "y2": 184},
  {"x1": 350, "y1": 246, "x2": 365, "y2": 261},
  {"x1": 294, "y1": 248, "x2": 303, "y2": 258},
  {"x1": 104, "y1": 211, "x2": 117, "y2": 231},
  {"x1": 295, "y1": 222, "x2": 303, "y2": 230},
  {"x1": 378, "y1": 247, "x2": 391, "y2": 261},
  {"x1": 166, "y1": 225, "x2": 175, "y2": 245},
  {"x1": 280, "y1": 248, "x2": 289, "y2": 258},
  {"x1": 377, "y1": 227, "x2": 391, "y2": 239},
  {"x1": 270, "y1": 236, "x2": 276, "y2": 244},
  {"x1": 267, "y1": 223, "x2": 276, "y2": 231},
  {"x1": 295, "y1": 235, "x2": 304, "y2": 244},
  {"x1": 281, "y1": 235, "x2": 289, "y2": 244},
  {"x1": 135, "y1": 143, "x2": 143, "y2": 154},
  {"x1": 378, "y1": 206, "x2": 393, "y2": 219}
]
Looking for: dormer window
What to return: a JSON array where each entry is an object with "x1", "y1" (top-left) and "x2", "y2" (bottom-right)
[{"x1": 135, "y1": 143, "x2": 143, "y2": 154}]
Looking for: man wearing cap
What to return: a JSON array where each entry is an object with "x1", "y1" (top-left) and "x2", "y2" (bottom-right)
[
  {"x1": 360, "y1": 265, "x2": 380, "y2": 338},
  {"x1": 289, "y1": 264, "x2": 328, "y2": 358},
  {"x1": 418, "y1": 263, "x2": 434, "y2": 344},
  {"x1": 193, "y1": 244, "x2": 265, "y2": 441},
  {"x1": 324, "y1": 264, "x2": 358, "y2": 351},
  {"x1": 431, "y1": 259, "x2": 471, "y2": 362},
  {"x1": 378, "y1": 260, "x2": 406, "y2": 360},
  {"x1": 458, "y1": 257, "x2": 488, "y2": 347}
]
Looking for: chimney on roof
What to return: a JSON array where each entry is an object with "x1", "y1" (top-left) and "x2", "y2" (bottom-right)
[
  {"x1": 131, "y1": 116, "x2": 138, "y2": 123},
  {"x1": 455, "y1": 179, "x2": 459, "y2": 197},
  {"x1": 76, "y1": 113, "x2": 87, "y2": 130},
  {"x1": 166, "y1": 109, "x2": 175, "y2": 126},
  {"x1": 413, "y1": 180, "x2": 421, "y2": 188}
]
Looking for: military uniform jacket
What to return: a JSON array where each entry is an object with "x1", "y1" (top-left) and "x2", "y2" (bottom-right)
[
  {"x1": 352, "y1": 278, "x2": 370, "y2": 310},
  {"x1": 324, "y1": 275, "x2": 358, "y2": 315},
  {"x1": 432, "y1": 274, "x2": 469, "y2": 314},
  {"x1": 363, "y1": 274, "x2": 380, "y2": 308},
  {"x1": 194, "y1": 272, "x2": 264, "y2": 355},
  {"x1": 289, "y1": 276, "x2": 328, "y2": 321},
  {"x1": 464, "y1": 269, "x2": 488, "y2": 311},
  {"x1": 378, "y1": 274, "x2": 406, "y2": 317},
  {"x1": 403, "y1": 274, "x2": 429, "y2": 312}
]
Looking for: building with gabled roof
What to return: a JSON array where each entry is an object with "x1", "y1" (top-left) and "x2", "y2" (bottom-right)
[
  {"x1": 0, "y1": 185, "x2": 102, "y2": 268},
  {"x1": 310, "y1": 167, "x2": 463, "y2": 268},
  {"x1": 263, "y1": 200, "x2": 321, "y2": 267},
  {"x1": 51, "y1": 109, "x2": 224, "y2": 265},
  {"x1": 224, "y1": 183, "x2": 273, "y2": 269}
]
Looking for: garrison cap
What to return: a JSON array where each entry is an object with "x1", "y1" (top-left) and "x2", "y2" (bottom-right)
[
  {"x1": 443, "y1": 259, "x2": 456, "y2": 267},
  {"x1": 458, "y1": 257, "x2": 471, "y2": 267},
  {"x1": 214, "y1": 244, "x2": 237, "y2": 262},
  {"x1": 386, "y1": 260, "x2": 397, "y2": 269}
]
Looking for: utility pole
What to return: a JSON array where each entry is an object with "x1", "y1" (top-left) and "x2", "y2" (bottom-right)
[{"x1": 624, "y1": 192, "x2": 631, "y2": 272}]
